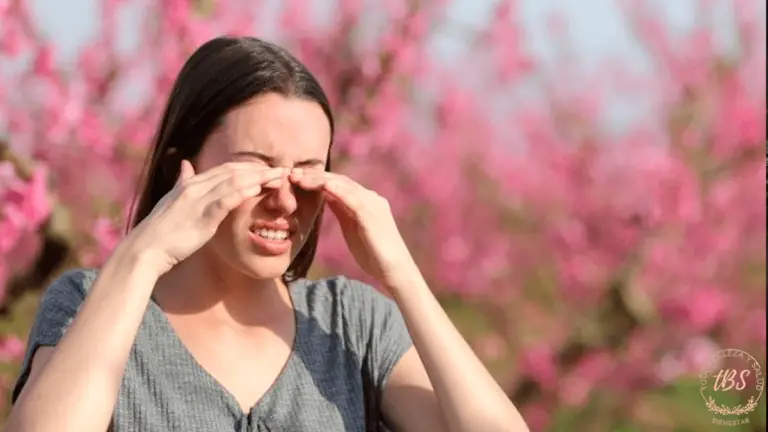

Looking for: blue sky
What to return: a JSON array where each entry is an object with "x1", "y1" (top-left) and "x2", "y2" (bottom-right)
[
  {"x1": 22, "y1": 0, "x2": 763, "y2": 131},
  {"x1": 26, "y1": 0, "x2": 747, "y2": 66}
]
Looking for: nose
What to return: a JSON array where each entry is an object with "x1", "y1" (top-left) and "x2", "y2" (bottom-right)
[{"x1": 262, "y1": 174, "x2": 298, "y2": 215}]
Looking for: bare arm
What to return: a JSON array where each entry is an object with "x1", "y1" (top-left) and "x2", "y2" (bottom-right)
[
  {"x1": 287, "y1": 170, "x2": 529, "y2": 431},
  {"x1": 5, "y1": 247, "x2": 162, "y2": 432},
  {"x1": 382, "y1": 269, "x2": 529, "y2": 432},
  {"x1": 6, "y1": 161, "x2": 285, "y2": 432}
]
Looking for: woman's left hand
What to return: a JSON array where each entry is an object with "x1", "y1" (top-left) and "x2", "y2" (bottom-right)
[{"x1": 290, "y1": 169, "x2": 416, "y2": 286}]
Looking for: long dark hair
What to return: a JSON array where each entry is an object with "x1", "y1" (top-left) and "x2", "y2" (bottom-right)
[{"x1": 127, "y1": 36, "x2": 334, "y2": 282}]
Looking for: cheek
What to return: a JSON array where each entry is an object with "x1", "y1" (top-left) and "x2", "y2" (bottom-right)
[{"x1": 220, "y1": 199, "x2": 261, "y2": 231}]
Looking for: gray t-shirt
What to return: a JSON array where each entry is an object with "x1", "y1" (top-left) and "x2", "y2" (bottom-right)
[{"x1": 12, "y1": 268, "x2": 413, "y2": 431}]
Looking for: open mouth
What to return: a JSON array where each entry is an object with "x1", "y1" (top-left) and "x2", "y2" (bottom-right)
[
  {"x1": 252, "y1": 227, "x2": 290, "y2": 241},
  {"x1": 247, "y1": 223, "x2": 294, "y2": 255},
  {"x1": 248, "y1": 223, "x2": 294, "y2": 242}
]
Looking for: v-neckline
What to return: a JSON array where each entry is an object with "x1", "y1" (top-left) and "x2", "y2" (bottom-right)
[{"x1": 148, "y1": 280, "x2": 303, "y2": 418}]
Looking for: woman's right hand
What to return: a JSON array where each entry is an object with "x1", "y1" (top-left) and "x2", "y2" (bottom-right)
[{"x1": 122, "y1": 159, "x2": 285, "y2": 275}]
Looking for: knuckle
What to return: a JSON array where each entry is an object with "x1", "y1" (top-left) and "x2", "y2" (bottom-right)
[
  {"x1": 230, "y1": 189, "x2": 246, "y2": 204},
  {"x1": 228, "y1": 172, "x2": 244, "y2": 189},
  {"x1": 373, "y1": 194, "x2": 390, "y2": 208},
  {"x1": 176, "y1": 183, "x2": 195, "y2": 199},
  {"x1": 223, "y1": 161, "x2": 240, "y2": 171},
  {"x1": 220, "y1": 191, "x2": 242, "y2": 211}
]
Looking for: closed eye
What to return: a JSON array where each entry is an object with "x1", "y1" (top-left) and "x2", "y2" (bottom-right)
[
  {"x1": 294, "y1": 159, "x2": 325, "y2": 169},
  {"x1": 231, "y1": 151, "x2": 325, "y2": 169},
  {"x1": 230, "y1": 152, "x2": 271, "y2": 166}
]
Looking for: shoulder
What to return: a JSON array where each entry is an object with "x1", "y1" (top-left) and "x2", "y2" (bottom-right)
[
  {"x1": 297, "y1": 274, "x2": 397, "y2": 312},
  {"x1": 40, "y1": 267, "x2": 98, "y2": 303},
  {"x1": 295, "y1": 275, "x2": 407, "y2": 344},
  {"x1": 296, "y1": 276, "x2": 413, "y2": 389}
]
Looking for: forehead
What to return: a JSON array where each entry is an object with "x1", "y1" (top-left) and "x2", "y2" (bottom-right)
[{"x1": 206, "y1": 93, "x2": 331, "y2": 164}]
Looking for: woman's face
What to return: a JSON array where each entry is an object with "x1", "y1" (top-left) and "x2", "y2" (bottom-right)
[{"x1": 195, "y1": 92, "x2": 331, "y2": 280}]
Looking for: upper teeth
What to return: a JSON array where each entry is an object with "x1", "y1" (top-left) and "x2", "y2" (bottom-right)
[{"x1": 256, "y1": 229, "x2": 289, "y2": 240}]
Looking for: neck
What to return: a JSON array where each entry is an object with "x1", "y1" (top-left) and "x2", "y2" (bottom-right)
[{"x1": 152, "y1": 248, "x2": 291, "y2": 329}]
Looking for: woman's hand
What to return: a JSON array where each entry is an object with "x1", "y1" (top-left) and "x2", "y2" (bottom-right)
[
  {"x1": 124, "y1": 160, "x2": 286, "y2": 275},
  {"x1": 289, "y1": 169, "x2": 417, "y2": 286}
]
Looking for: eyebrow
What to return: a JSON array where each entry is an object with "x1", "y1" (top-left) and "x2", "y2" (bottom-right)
[{"x1": 231, "y1": 151, "x2": 325, "y2": 167}]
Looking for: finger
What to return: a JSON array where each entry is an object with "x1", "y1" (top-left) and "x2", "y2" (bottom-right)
[
  {"x1": 262, "y1": 176, "x2": 283, "y2": 189},
  {"x1": 289, "y1": 170, "x2": 358, "y2": 191},
  {"x1": 324, "y1": 191, "x2": 355, "y2": 220},
  {"x1": 323, "y1": 172, "x2": 366, "y2": 189},
  {"x1": 176, "y1": 159, "x2": 196, "y2": 185},
  {"x1": 290, "y1": 172, "x2": 327, "y2": 190},
  {"x1": 202, "y1": 167, "x2": 286, "y2": 209},
  {"x1": 289, "y1": 170, "x2": 366, "y2": 215},
  {"x1": 187, "y1": 161, "x2": 275, "y2": 186},
  {"x1": 323, "y1": 178, "x2": 365, "y2": 215},
  {"x1": 207, "y1": 183, "x2": 265, "y2": 220},
  {"x1": 190, "y1": 166, "x2": 286, "y2": 199}
]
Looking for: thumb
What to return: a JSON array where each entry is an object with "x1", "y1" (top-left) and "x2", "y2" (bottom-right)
[{"x1": 176, "y1": 159, "x2": 195, "y2": 185}]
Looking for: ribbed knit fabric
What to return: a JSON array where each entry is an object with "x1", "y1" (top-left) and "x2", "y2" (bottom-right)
[{"x1": 12, "y1": 268, "x2": 413, "y2": 431}]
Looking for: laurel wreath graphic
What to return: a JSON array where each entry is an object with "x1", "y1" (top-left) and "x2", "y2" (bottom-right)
[{"x1": 704, "y1": 396, "x2": 758, "y2": 416}]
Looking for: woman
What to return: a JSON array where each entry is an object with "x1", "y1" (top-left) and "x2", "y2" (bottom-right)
[{"x1": 7, "y1": 37, "x2": 528, "y2": 432}]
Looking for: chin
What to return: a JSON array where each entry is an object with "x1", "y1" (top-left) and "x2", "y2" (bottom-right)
[
  {"x1": 237, "y1": 255, "x2": 292, "y2": 280},
  {"x1": 207, "y1": 238, "x2": 293, "y2": 281}
]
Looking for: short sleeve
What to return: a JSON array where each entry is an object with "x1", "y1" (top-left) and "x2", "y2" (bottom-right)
[
  {"x1": 11, "y1": 268, "x2": 95, "y2": 403},
  {"x1": 338, "y1": 276, "x2": 413, "y2": 393}
]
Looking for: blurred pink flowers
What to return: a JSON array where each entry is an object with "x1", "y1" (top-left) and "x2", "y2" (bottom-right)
[
  {"x1": 0, "y1": 336, "x2": 24, "y2": 362},
  {"x1": 0, "y1": 0, "x2": 764, "y2": 427}
]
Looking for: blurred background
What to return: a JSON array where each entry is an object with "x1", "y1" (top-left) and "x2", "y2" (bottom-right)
[{"x1": 0, "y1": 0, "x2": 765, "y2": 430}]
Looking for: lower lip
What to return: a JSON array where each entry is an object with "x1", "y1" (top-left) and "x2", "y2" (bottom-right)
[{"x1": 247, "y1": 231, "x2": 293, "y2": 255}]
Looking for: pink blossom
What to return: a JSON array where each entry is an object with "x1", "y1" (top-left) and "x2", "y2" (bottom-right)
[
  {"x1": 561, "y1": 351, "x2": 615, "y2": 407},
  {"x1": 93, "y1": 217, "x2": 122, "y2": 257},
  {"x1": 0, "y1": 0, "x2": 764, "y2": 425},
  {"x1": 0, "y1": 21, "x2": 24, "y2": 56},
  {"x1": 32, "y1": 45, "x2": 55, "y2": 76},
  {"x1": 0, "y1": 263, "x2": 7, "y2": 304},
  {"x1": 519, "y1": 345, "x2": 558, "y2": 391},
  {"x1": 0, "y1": 337, "x2": 24, "y2": 363},
  {"x1": 473, "y1": 333, "x2": 507, "y2": 361},
  {"x1": 656, "y1": 354, "x2": 685, "y2": 383},
  {"x1": 520, "y1": 402, "x2": 550, "y2": 432}
]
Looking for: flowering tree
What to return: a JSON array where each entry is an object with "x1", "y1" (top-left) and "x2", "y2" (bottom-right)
[{"x1": 1, "y1": 0, "x2": 765, "y2": 429}]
